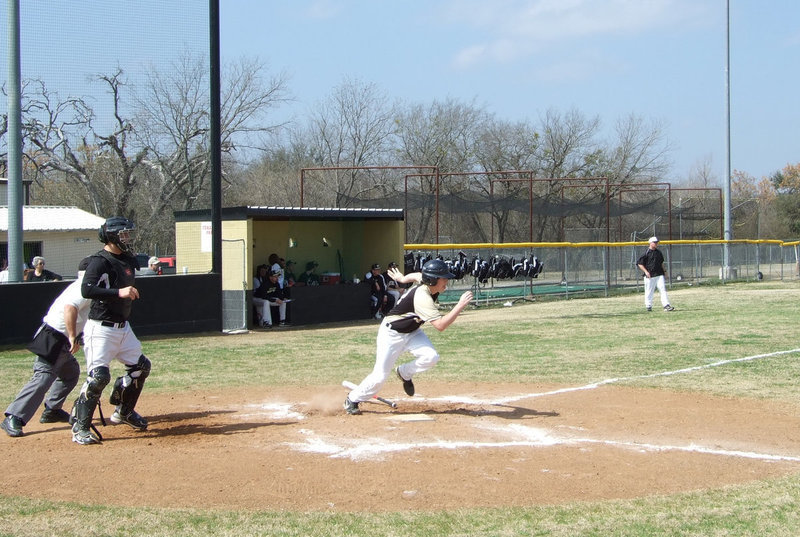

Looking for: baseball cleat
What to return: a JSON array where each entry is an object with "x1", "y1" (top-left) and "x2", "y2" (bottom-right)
[
  {"x1": 663, "y1": 305, "x2": 675, "y2": 311},
  {"x1": 71, "y1": 425, "x2": 101, "y2": 445},
  {"x1": 396, "y1": 368, "x2": 415, "y2": 396},
  {"x1": 343, "y1": 397, "x2": 361, "y2": 415},
  {"x1": 110, "y1": 409, "x2": 148, "y2": 430}
]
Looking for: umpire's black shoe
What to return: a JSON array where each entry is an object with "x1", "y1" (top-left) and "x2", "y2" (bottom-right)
[
  {"x1": 396, "y1": 368, "x2": 415, "y2": 396},
  {"x1": 40, "y1": 407, "x2": 71, "y2": 424},
  {"x1": 1, "y1": 415, "x2": 24, "y2": 437}
]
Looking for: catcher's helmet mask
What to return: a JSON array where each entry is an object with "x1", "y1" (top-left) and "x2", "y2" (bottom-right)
[
  {"x1": 99, "y1": 216, "x2": 136, "y2": 253},
  {"x1": 421, "y1": 259, "x2": 456, "y2": 286}
]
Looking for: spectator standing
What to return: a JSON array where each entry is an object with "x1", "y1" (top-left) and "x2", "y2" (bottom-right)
[
  {"x1": 24, "y1": 256, "x2": 62, "y2": 282},
  {"x1": 70, "y1": 216, "x2": 152, "y2": 445},
  {"x1": 268, "y1": 253, "x2": 284, "y2": 289},
  {"x1": 637, "y1": 236, "x2": 675, "y2": 312},
  {"x1": 1, "y1": 257, "x2": 92, "y2": 437}
]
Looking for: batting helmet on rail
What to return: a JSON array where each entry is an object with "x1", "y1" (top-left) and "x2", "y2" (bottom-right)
[{"x1": 421, "y1": 258, "x2": 456, "y2": 285}]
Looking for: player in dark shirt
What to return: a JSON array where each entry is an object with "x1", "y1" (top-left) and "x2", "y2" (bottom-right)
[
  {"x1": 70, "y1": 217, "x2": 152, "y2": 445},
  {"x1": 636, "y1": 236, "x2": 675, "y2": 312}
]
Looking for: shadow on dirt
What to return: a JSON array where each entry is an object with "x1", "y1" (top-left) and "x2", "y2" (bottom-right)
[{"x1": 136, "y1": 409, "x2": 296, "y2": 437}]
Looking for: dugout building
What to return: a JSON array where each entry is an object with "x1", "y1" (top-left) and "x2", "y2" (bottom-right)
[{"x1": 173, "y1": 206, "x2": 405, "y2": 330}]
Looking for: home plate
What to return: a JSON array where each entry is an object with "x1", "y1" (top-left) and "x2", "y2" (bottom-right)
[{"x1": 385, "y1": 414, "x2": 435, "y2": 422}]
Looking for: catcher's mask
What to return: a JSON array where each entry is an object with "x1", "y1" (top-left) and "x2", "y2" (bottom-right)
[
  {"x1": 421, "y1": 259, "x2": 455, "y2": 286},
  {"x1": 98, "y1": 216, "x2": 136, "y2": 253}
]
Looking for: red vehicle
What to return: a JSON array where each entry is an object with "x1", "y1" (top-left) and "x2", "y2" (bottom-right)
[{"x1": 158, "y1": 256, "x2": 177, "y2": 274}]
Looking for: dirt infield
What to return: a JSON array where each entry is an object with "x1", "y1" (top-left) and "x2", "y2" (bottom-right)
[{"x1": 2, "y1": 383, "x2": 800, "y2": 512}]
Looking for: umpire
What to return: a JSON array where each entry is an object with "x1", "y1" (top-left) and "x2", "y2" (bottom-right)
[{"x1": 1, "y1": 257, "x2": 92, "y2": 437}]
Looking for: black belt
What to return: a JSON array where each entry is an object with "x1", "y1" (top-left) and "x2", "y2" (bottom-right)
[{"x1": 100, "y1": 320, "x2": 126, "y2": 328}]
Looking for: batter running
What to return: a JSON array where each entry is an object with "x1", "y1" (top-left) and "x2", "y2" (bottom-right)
[{"x1": 344, "y1": 259, "x2": 473, "y2": 415}]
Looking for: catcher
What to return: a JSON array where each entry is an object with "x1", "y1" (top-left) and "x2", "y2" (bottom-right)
[{"x1": 344, "y1": 259, "x2": 473, "y2": 415}]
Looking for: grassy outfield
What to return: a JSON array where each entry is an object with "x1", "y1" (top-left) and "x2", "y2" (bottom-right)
[{"x1": 1, "y1": 281, "x2": 800, "y2": 536}]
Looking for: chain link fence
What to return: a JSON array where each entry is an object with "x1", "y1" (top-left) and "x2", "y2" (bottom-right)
[{"x1": 408, "y1": 240, "x2": 800, "y2": 305}]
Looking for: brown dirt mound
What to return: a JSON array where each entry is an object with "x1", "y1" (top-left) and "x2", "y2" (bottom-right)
[{"x1": 2, "y1": 383, "x2": 800, "y2": 512}]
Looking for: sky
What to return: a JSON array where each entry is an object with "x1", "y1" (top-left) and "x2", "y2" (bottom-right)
[
  {"x1": 2, "y1": 1, "x2": 798, "y2": 186},
  {"x1": 218, "y1": 0, "x2": 799, "y2": 184}
]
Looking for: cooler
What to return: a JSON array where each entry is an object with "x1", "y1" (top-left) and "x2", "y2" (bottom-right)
[{"x1": 321, "y1": 272, "x2": 341, "y2": 285}]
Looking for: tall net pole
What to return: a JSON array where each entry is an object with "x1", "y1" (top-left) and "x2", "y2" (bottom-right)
[{"x1": 723, "y1": 0, "x2": 733, "y2": 277}]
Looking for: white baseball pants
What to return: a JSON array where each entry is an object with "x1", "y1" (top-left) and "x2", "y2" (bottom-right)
[
  {"x1": 349, "y1": 324, "x2": 439, "y2": 403},
  {"x1": 253, "y1": 298, "x2": 286, "y2": 326},
  {"x1": 644, "y1": 275, "x2": 671, "y2": 308},
  {"x1": 83, "y1": 319, "x2": 143, "y2": 373}
]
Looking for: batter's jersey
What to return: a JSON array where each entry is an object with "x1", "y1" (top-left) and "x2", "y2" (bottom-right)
[
  {"x1": 383, "y1": 284, "x2": 442, "y2": 333},
  {"x1": 82, "y1": 250, "x2": 138, "y2": 323},
  {"x1": 42, "y1": 276, "x2": 91, "y2": 337}
]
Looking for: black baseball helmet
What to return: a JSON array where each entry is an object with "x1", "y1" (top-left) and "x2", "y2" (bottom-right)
[
  {"x1": 99, "y1": 216, "x2": 136, "y2": 253},
  {"x1": 421, "y1": 258, "x2": 455, "y2": 285}
]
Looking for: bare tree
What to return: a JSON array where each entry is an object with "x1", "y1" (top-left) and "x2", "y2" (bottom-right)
[
  {"x1": 394, "y1": 97, "x2": 490, "y2": 243},
  {"x1": 474, "y1": 119, "x2": 541, "y2": 242},
  {"x1": 226, "y1": 132, "x2": 316, "y2": 207},
  {"x1": 603, "y1": 114, "x2": 672, "y2": 184},
  {"x1": 573, "y1": 114, "x2": 673, "y2": 241},
  {"x1": 132, "y1": 54, "x2": 291, "y2": 251},
  {"x1": 303, "y1": 77, "x2": 398, "y2": 207},
  {"x1": 9, "y1": 74, "x2": 145, "y2": 219},
  {"x1": 684, "y1": 154, "x2": 718, "y2": 188}
]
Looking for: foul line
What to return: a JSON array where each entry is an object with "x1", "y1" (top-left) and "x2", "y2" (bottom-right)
[
  {"x1": 432, "y1": 347, "x2": 800, "y2": 406},
  {"x1": 289, "y1": 423, "x2": 800, "y2": 463}
]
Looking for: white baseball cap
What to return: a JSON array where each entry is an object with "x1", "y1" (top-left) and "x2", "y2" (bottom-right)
[{"x1": 648, "y1": 236, "x2": 659, "y2": 243}]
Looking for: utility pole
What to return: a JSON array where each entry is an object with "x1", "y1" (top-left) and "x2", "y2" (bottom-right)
[{"x1": 723, "y1": 0, "x2": 733, "y2": 279}]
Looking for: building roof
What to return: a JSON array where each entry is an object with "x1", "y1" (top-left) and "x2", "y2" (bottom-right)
[
  {"x1": 0, "y1": 206, "x2": 105, "y2": 232},
  {"x1": 175, "y1": 206, "x2": 404, "y2": 222}
]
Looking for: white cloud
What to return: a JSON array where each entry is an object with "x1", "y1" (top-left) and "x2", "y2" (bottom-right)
[{"x1": 444, "y1": 0, "x2": 711, "y2": 69}]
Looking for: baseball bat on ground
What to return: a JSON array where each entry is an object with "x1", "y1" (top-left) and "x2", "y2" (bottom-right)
[{"x1": 341, "y1": 380, "x2": 397, "y2": 408}]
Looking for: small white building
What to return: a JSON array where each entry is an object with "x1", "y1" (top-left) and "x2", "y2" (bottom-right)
[{"x1": 0, "y1": 206, "x2": 106, "y2": 279}]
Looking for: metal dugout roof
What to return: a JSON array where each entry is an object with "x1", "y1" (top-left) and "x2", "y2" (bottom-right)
[{"x1": 174, "y1": 206, "x2": 404, "y2": 222}]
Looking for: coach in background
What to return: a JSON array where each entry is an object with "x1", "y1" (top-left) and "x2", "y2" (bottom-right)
[
  {"x1": 24, "y1": 256, "x2": 62, "y2": 282},
  {"x1": 344, "y1": 259, "x2": 473, "y2": 415},
  {"x1": 637, "y1": 236, "x2": 675, "y2": 312},
  {"x1": 70, "y1": 217, "x2": 152, "y2": 445},
  {"x1": 139, "y1": 256, "x2": 162, "y2": 276},
  {"x1": 1, "y1": 257, "x2": 92, "y2": 438}
]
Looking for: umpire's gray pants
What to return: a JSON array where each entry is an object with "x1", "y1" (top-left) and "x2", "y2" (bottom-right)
[{"x1": 4, "y1": 350, "x2": 80, "y2": 425}]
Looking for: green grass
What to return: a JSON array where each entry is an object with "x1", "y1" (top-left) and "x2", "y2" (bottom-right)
[{"x1": 1, "y1": 280, "x2": 800, "y2": 536}]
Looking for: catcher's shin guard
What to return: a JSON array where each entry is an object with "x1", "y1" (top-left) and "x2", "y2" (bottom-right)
[
  {"x1": 71, "y1": 366, "x2": 110, "y2": 430},
  {"x1": 109, "y1": 355, "x2": 151, "y2": 415}
]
